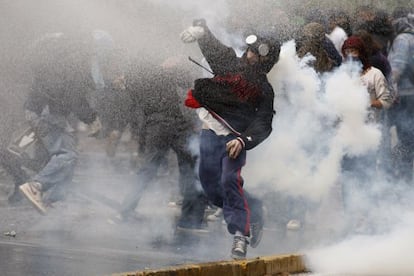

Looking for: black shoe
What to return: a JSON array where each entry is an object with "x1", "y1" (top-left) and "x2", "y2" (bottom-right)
[
  {"x1": 231, "y1": 235, "x2": 249, "y2": 260},
  {"x1": 250, "y1": 220, "x2": 264, "y2": 248}
]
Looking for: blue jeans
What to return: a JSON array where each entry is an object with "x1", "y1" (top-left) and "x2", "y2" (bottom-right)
[
  {"x1": 199, "y1": 129, "x2": 262, "y2": 236},
  {"x1": 33, "y1": 124, "x2": 77, "y2": 198}
]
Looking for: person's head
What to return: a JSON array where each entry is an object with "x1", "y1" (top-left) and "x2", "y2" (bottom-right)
[
  {"x1": 392, "y1": 16, "x2": 413, "y2": 36},
  {"x1": 327, "y1": 9, "x2": 352, "y2": 36},
  {"x1": 392, "y1": 6, "x2": 413, "y2": 21},
  {"x1": 354, "y1": 29, "x2": 382, "y2": 56},
  {"x1": 29, "y1": 32, "x2": 96, "y2": 92},
  {"x1": 301, "y1": 22, "x2": 326, "y2": 43},
  {"x1": 342, "y1": 36, "x2": 370, "y2": 71},
  {"x1": 244, "y1": 34, "x2": 281, "y2": 73},
  {"x1": 354, "y1": 5, "x2": 376, "y2": 22},
  {"x1": 352, "y1": 5, "x2": 377, "y2": 33}
]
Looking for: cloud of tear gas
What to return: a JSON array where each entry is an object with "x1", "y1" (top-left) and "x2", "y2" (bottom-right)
[
  {"x1": 5, "y1": 0, "x2": 414, "y2": 274},
  {"x1": 244, "y1": 40, "x2": 414, "y2": 274},
  {"x1": 1, "y1": 0, "x2": 277, "y2": 271},
  {"x1": 245, "y1": 40, "x2": 381, "y2": 201},
  {"x1": 305, "y1": 210, "x2": 414, "y2": 275},
  {"x1": 0, "y1": 0, "x2": 235, "y2": 272}
]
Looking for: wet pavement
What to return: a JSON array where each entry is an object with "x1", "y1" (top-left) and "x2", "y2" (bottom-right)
[
  {"x1": 0, "y1": 132, "x2": 340, "y2": 275},
  {"x1": 0, "y1": 240, "x2": 167, "y2": 276},
  {"x1": 0, "y1": 133, "x2": 227, "y2": 276}
]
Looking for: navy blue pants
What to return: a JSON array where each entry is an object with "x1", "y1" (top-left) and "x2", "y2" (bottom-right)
[{"x1": 199, "y1": 129, "x2": 262, "y2": 236}]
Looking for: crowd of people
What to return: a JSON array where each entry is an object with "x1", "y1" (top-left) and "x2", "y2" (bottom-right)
[{"x1": 0, "y1": 3, "x2": 413, "y2": 260}]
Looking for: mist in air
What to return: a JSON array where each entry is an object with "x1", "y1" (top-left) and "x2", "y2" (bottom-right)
[
  {"x1": 245, "y1": 41, "x2": 414, "y2": 274},
  {"x1": 2, "y1": 0, "x2": 414, "y2": 274}
]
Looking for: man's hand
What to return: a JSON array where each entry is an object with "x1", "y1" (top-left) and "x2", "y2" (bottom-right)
[
  {"x1": 371, "y1": 99, "x2": 383, "y2": 109},
  {"x1": 226, "y1": 139, "x2": 243, "y2": 159},
  {"x1": 180, "y1": 26, "x2": 205, "y2": 43}
]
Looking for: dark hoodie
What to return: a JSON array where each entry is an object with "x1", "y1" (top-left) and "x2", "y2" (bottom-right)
[
  {"x1": 185, "y1": 22, "x2": 279, "y2": 150},
  {"x1": 25, "y1": 33, "x2": 97, "y2": 125}
]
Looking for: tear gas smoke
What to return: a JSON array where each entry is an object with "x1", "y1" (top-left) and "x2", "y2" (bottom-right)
[
  {"x1": 245, "y1": 37, "x2": 414, "y2": 275},
  {"x1": 246, "y1": 41, "x2": 381, "y2": 200},
  {"x1": 2, "y1": 0, "x2": 414, "y2": 275},
  {"x1": 306, "y1": 211, "x2": 414, "y2": 274}
]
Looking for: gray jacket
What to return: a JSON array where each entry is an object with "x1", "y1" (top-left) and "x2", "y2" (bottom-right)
[{"x1": 388, "y1": 14, "x2": 414, "y2": 96}]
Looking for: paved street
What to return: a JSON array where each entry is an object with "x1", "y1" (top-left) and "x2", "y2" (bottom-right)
[{"x1": 0, "y1": 132, "x2": 335, "y2": 275}]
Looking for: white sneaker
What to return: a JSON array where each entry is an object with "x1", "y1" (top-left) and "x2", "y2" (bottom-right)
[
  {"x1": 19, "y1": 182, "x2": 47, "y2": 215},
  {"x1": 231, "y1": 234, "x2": 249, "y2": 260},
  {"x1": 206, "y1": 208, "x2": 223, "y2": 221}
]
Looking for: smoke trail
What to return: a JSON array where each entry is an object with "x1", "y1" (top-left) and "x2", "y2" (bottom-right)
[{"x1": 245, "y1": 40, "x2": 381, "y2": 201}]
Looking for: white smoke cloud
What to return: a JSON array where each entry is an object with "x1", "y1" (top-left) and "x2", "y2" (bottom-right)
[
  {"x1": 243, "y1": 40, "x2": 414, "y2": 274},
  {"x1": 306, "y1": 211, "x2": 414, "y2": 275},
  {"x1": 245, "y1": 40, "x2": 381, "y2": 201}
]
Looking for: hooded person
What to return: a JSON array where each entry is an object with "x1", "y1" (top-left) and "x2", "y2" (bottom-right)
[
  {"x1": 297, "y1": 22, "x2": 338, "y2": 73},
  {"x1": 387, "y1": 14, "x2": 414, "y2": 184},
  {"x1": 18, "y1": 32, "x2": 99, "y2": 214},
  {"x1": 341, "y1": 36, "x2": 371, "y2": 71},
  {"x1": 354, "y1": 29, "x2": 392, "y2": 81},
  {"x1": 341, "y1": 36, "x2": 392, "y2": 123},
  {"x1": 117, "y1": 55, "x2": 208, "y2": 236},
  {"x1": 180, "y1": 19, "x2": 280, "y2": 259}
]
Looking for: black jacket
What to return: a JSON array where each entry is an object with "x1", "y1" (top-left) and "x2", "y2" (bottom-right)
[
  {"x1": 192, "y1": 26, "x2": 275, "y2": 150},
  {"x1": 126, "y1": 63, "x2": 194, "y2": 135},
  {"x1": 25, "y1": 34, "x2": 97, "y2": 125},
  {"x1": 25, "y1": 73, "x2": 96, "y2": 126}
]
